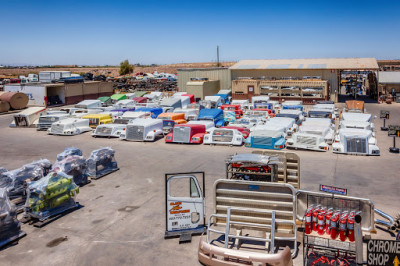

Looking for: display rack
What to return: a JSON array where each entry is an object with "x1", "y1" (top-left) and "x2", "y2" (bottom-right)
[{"x1": 302, "y1": 193, "x2": 362, "y2": 266}]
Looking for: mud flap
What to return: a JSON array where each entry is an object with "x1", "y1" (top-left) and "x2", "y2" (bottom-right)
[{"x1": 164, "y1": 172, "x2": 206, "y2": 243}]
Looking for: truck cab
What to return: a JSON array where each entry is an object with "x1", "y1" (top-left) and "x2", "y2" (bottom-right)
[
  {"x1": 112, "y1": 99, "x2": 135, "y2": 109},
  {"x1": 71, "y1": 109, "x2": 102, "y2": 118},
  {"x1": 165, "y1": 124, "x2": 206, "y2": 144},
  {"x1": 252, "y1": 96, "x2": 270, "y2": 108},
  {"x1": 48, "y1": 118, "x2": 92, "y2": 135},
  {"x1": 203, "y1": 128, "x2": 244, "y2": 146},
  {"x1": 81, "y1": 113, "x2": 113, "y2": 128},
  {"x1": 75, "y1": 100, "x2": 102, "y2": 109},
  {"x1": 264, "y1": 117, "x2": 298, "y2": 137},
  {"x1": 286, "y1": 124, "x2": 332, "y2": 151},
  {"x1": 214, "y1": 93, "x2": 231, "y2": 104},
  {"x1": 276, "y1": 110, "x2": 304, "y2": 125},
  {"x1": 332, "y1": 128, "x2": 379, "y2": 156},
  {"x1": 221, "y1": 104, "x2": 243, "y2": 119},
  {"x1": 160, "y1": 98, "x2": 182, "y2": 113},
  {"x1": 120, "y1": 118, "x2": 163, "y2": 142},
  {"x1": 134, "y1": 107, "x2": 163, "y2": 119},
  {"x1": 109, "y1": 108, "x2": 135, "y2": 121},
  {"x1": 114, "y1": 111, "x2": 152, "y2": 124},
  {"x1": 197, "y1": 109, "x2": 226, "y2": 127},
  {"x1": 92, "y1": 123, "x2": 126, "y2": 138},
  {"x1": 157, "y1": 113, "x2": 187, "y2": 134},
  {"x1": 37, "y1": 113, "x2": 69, "y2": 131},
  {"x1": 244, "y1": 125, "x2": 286, "y2": 150},
  {"x1": 173, "y1": 108, "x2": 198, "y2": 121}
]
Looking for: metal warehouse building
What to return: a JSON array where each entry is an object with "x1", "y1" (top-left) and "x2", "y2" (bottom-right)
[
  {"x1": 230, "y1": 58, "x2": 379, "y2": 102},
  {"x1": 177, "y1": 67, "x2": 231, "y2": 93}
]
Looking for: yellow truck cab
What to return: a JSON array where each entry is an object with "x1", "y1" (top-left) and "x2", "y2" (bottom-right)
[
  {"x1": 157, "y1": 113, "x2": 187, "y2": 124},
  {"x1": 81, "y1": 113, "x2": 113, "y2": 128}
]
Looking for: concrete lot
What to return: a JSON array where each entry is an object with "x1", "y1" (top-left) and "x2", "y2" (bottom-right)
[{"x1": 0, "y1": 101, "x2": 399, "y2": 266}]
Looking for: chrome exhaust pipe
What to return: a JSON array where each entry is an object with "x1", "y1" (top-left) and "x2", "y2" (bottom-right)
[
  {"x1": 355, "y1": 214, "x2": 363, "y2": 265},
  {"x1": 374, "y1": 209, "x2": 396, "y2": 230}
]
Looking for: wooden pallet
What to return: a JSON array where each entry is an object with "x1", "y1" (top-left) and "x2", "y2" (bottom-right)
[
  {"x1": 89, "y1": 168, "x2": 119, "y2": 180},
  {"x1": 0, "y1": 231, "x2": 26, "y2": 249},
  {"x1": 20, "y1": 203, "x2": 81, "y2": 228}
]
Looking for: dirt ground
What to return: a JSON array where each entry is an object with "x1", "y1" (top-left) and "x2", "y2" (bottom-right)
[
  {"x1": 0, "y1": 62, "x2": 236, "y2": 78},
  {"x1": 0, "y1": 100, "x2": 399, "y2": 265}
]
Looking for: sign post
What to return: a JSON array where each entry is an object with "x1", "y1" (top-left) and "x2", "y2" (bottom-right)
[
  {"x1": 388, "y1": 126, "x2": 400, "y2": 153},
  {"x1": 380, "y1": 110, "x2": 390, "y2": 131},
  {"x1": 320, "y1": 184, "x2": 347, "y2": 195},
  {"x1": 367, "y1": 239, "x2": 400, "y2": 266}
]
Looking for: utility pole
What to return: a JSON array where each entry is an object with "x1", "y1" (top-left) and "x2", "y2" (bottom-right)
[{"x1": 217, "y1": 45, "x2": 220, "y2": 67}]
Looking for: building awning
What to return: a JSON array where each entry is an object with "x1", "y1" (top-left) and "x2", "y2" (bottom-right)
[{"x1": 230, "y1": 58, "x2": 378, "y2": 70}]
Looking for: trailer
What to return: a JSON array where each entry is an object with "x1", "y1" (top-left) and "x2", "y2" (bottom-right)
[{"x1": 10, "y1": 107, "x2": 47, "y2": 128}]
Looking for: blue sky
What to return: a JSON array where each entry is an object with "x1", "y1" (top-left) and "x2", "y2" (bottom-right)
[{"x1": 0, "y1": 0, "x2": 399, "y2": 65}]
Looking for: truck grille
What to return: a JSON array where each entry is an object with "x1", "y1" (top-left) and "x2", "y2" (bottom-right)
[
  {"x1": 346, "y1": 137, "x2": 367, "y2": 154},
  {"x1": 252, "y1": 136, "x2": 272, "y2": 146},
  {"x1": 126, "y1": 125, "x2": 144, "y2": 141},
  {"x1": 51, "y1": 124, "x2": 64, "y2": 135},
  {"x1": 212, "y1": 130, "x2": 233, "y2": 142},
  {"x1": 296, "y1": 135, "x2": 317, "y2": 146},
  {"x1": 37, "y1": 123, "x2": 53, "y2": 130},
  {"x1": 95, "y1": 127, "x2": 112, "y2": 136},
  {"x1": 173, "y1": 127, "x2": 190, "y2": 143}
]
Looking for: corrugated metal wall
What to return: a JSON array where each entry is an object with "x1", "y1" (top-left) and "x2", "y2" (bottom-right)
[
  {"x1": 231, "y1": 69, "x2": 338, "y2": 101},
  {"x1": 177, "y1": 68, "x2": 231, "y2": 92}
]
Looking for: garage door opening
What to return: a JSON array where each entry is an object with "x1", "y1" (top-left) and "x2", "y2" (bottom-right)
[
  {"x1": 46, "y1": 85, "x2": 65, "y2": 106},
  {"x1": 339, "y1": 70, "x2": 378, "y2": 102}
]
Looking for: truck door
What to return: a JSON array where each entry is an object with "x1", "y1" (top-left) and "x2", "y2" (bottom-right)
[{"x1": 165, "y1": 172, "x2": 206, "y2": 242}]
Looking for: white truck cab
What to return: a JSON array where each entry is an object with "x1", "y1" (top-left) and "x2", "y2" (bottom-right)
[
  {"x1": 48, "y1": 118, "x2": 92, "y2": 135},
  {"x1": 120, "y1": 118, "x2": 163, "y2": 141},
  {"x1": 75, "y1": 100, "x2": 102, "y2": 109},
  {"x1": 332, "y1": 128, "x2": 379, "y2": 156},
  {"x1": 203, "y1": 128, "x2": 244, "y2": 146},
  {"x1": 92, "y1": 124, "x2": 126, "y2": 138}
]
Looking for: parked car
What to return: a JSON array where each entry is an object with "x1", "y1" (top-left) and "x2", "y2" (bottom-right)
[
  {"x1": 244, "y1": 125, "x2": 286, "y2": 150},
  {"x1": 81, "y1": 113, "x2": 113, "y2": 129},
  {"x1": 120, "y1": 119, "x2": 163, "y2": 142},
  {"x1": 203, "y1": 128, "x2": 244, "y2": 146},
  {"x1": 75, "y1": 100, "x2": 102, "y2": 109},
  {"x1": 165, "y1": 124, "x2": 206, "y2": 144},
  {"x1": 197, "y1": 109, "x2": 226, "y2": 127},
  {"x1": 37, "y1": 113, "x2": 69, "y2": 131},
  {"x1": 48, "y1": 118, "x2": 92, "y2": 135},
  {"x1": 332, "y1": 128, "x2": 379, "y2": 156},
  {"x1": 92, "y1": 124, "x2": 126, "y2": 138}
]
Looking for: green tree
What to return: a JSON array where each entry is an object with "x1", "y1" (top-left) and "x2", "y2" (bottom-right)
[{"x1": 119, "y1": 59, "x2": 134, "y2": 75}]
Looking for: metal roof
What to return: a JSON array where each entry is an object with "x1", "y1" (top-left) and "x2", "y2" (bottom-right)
[
  {"x1": 378, "y1": 71, "x2": 400, "y2": 84},
  {"x1": 230, "y1": 58, "x2": 378, "y2": 70}
]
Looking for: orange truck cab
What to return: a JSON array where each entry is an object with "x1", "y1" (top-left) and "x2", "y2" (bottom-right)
[
  {"x1": 253, "y1": 108, "x2": 275, "y2": 118},
  {"x1": 165, "y1": 124, "x2": 206, "y2": 144},
  {"x1": 157, "y1": 113, "x2": 187, "y2": 124},
  {"x1": 221, "y1": 104, "x2": 243, "y2": 119}
]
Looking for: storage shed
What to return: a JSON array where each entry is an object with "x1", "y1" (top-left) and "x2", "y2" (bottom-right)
[
  {"x1": 185, "y1": 80, "x2": 220, "y2": 100},
  {"x1": 177, "y1": 67, "x2": 231, "y2": 92},
  {"x1": 378, "y1": 71, "x2": 400, "y2": 100},
  {"x1": 230, "y1": 58, "x2": 379, "y2": 102}
]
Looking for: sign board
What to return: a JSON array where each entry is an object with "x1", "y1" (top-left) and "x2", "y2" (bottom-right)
[
  {"x1": 380, "y1": 110, "x2": 390, "y2": 119},
  {"x1": 320, "y1": 184, "x2": 347, "y2": 195},
  {"x1": 4, "y1": 84, "x2": 46, "y2": 106},
  {"x1": 388, "y1": 125, "x2": 400, "y2": 137},
  {"x1": 367, "y1": 239, "x2": 400, "y2": 266},
  {"x1": 164, "y1": 172, "x2": 206, "y2": 242}
]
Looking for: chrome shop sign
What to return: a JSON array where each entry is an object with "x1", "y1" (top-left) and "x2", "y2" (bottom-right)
[{"x1": 367, "y1": 239, "x2": 400, "y2": 266}]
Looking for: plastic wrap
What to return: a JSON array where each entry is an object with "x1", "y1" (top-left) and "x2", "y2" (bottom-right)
[
  {"x1": 30, "y1": 159, "x2": 52, "y2": 175},
  {"x1": 25, "y1": 172, "x2": 79, "y2": 220},
  {"x1": 57, "y1": 147, "x2": 83, "y2": 161},
  {"x1": 0, "y1": 168, "x2": 7, "y2": 175},
  {"x1": 0, "y1": 165, "x2": 44, "y2": 199},
  {"x1": 86, "y1": 147, "x2": 118, "y2": 178},
  {"x1": 0, "y1": 188, "x2": 24, "y2": 246},
  {"x1": 51, "y1": 156, "x2": 88, "y2": 186}
]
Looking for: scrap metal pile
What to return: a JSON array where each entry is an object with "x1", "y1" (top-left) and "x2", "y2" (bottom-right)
[{"x1": 111, "y1": 77, "x2": 177, "y2": 92}]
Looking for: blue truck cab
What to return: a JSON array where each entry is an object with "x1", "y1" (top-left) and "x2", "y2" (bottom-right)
[
  {"x1": 197, "y1": 109, "x2": 226, "y2": 127},
  {"x1": 134, "y1": 107, "x2": 163, "y2": 119},
  {"x1": 244, "y1": 125, "x2": 286, "y2": 150},
  {"x1": 214, "y1": 93, "x2": 231, "y2": 105}
]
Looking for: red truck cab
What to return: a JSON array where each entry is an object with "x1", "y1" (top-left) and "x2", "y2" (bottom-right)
[
  {"x1": 182, "y1": 94, "x2": 195, "y2": 103},
  {"x1": 222, "y1": 126, "x2": 250, "y2": 139},
  {"x1": 221, "y1": 104, "x2": 243, "y2": 119},
  {"x1": 132, "y1": 97, "x2": 147, "y2": 103},
  {"x1": 165, "y1": 124, "x2": 206, "y2": 144}
]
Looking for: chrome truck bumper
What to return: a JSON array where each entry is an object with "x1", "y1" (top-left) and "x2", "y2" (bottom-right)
[{"x1": 198, "y1": 235, "x2": 293, "y2": 266}]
